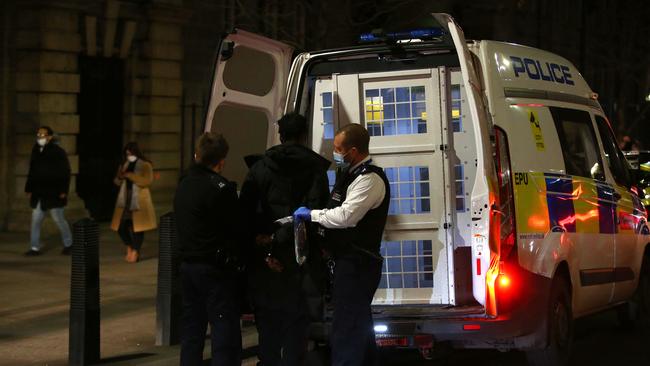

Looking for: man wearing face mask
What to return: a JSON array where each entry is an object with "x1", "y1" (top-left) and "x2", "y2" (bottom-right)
[
  {"x1": 174, "y1": 132, "x2": 243, "y2": 365},
  {"x1": 293, "y1": 124, "x2": 390, "y2": 366},
  {"x1": 24, "y1": 126, "x2": 73, "y2": 256}
]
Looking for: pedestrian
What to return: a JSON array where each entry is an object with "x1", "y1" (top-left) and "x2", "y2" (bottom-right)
[
  {"x1": 239, "y1": 113, "x2": 330, "y2": 366},
  {"x1": 110, "y1": 142, "x2": 157, "y2": 263},
  {"x1": 293, "y1": 124, "x2": 390, "y2": 366},
  {"x1": 174, "y1": 133, "x2": 243, "y2": 366},
  {"x1": 24, "y1": 126, "x2": 73, "y2": 256}
]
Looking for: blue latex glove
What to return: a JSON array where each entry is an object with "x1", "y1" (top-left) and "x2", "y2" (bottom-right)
[{"x1": 293, "y1": 206, "x2": 312, "y2": 223}]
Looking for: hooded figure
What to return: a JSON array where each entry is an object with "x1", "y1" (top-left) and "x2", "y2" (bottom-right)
[{"x1": 239, "y1": 113, "x2": 330, "y2": 366}]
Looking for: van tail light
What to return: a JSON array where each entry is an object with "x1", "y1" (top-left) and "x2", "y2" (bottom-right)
[{"x1": 486, "y1": 127, "x2": 517, "y2": 317}]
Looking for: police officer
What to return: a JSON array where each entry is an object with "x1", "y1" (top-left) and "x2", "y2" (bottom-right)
[
  {"x1": 294, "y1": 124, "x2": 390, "y2": 366},
  {"x1": 174, "y1": 132, "x2": 242, "y2": 366},
  {"x1": 239, "y1": 113, "x2": 330, "y2": 366}
]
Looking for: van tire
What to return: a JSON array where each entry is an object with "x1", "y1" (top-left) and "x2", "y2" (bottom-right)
[
  {"x1": 525, "y1": 276, "x2": 573, "y2": 366},
  {"x1": 636, "y1": 254, "x2": 650, "y2": 332},
  {"x1": 619, "y1": 253, "x2": 650, "y2": 332}
]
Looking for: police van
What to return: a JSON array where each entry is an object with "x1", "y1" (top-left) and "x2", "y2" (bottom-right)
[{"x1": 204, "y1": 13, "x2": 649, "y2": 366}]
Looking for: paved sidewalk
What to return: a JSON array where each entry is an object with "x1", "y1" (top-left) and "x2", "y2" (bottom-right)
[{"x1": 0, "y1": 225, "x2": 259, "y2": 366}]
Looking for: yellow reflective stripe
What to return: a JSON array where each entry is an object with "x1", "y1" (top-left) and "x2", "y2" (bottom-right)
[
  {"x1": 514, "y1": 172, "x2": 549, "y2": 234},
  {"x1": 571, "y1": 178, "x2": 600, "y2": 234}
]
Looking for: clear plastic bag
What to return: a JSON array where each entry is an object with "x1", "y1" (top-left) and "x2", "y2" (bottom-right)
[{"x1": 294, "y1": 219, "x2": 308, "y2": 266}]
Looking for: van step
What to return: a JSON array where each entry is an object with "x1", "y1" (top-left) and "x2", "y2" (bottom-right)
[{"x1": 372, "y1": 304, "x2": 484, "y2": 319}]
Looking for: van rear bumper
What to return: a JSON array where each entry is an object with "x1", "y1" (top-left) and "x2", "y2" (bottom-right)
[
  {"x1": 373, "y1": 270, "x2": 553, "y2": 350},
  {"x1": 309, "y1": 269, "x2": 553, "y2": 350}
]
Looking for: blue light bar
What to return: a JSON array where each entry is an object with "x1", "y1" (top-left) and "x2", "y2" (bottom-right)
[{"x1": 359, "y1": 27, "x2": 445, "y2": 43}]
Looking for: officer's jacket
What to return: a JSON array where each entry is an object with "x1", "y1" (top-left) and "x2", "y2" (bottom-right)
[{"x1": 174, "y1": 164, "x2": 240, "y2": 262}]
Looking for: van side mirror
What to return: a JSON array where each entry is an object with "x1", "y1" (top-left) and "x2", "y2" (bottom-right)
[{"x1": 590, "y1": 162, "x2": 605, "y2": 181}]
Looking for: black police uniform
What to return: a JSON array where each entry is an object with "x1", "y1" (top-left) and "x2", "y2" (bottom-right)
[
  {"x1": 239, "y1": 143, "x2": 330, "y2": 366},
  {"x1": 174, "y1": 164, "x2": 242, "y2": 366},
  {"x1": 322, "y1": 160, "x2": 390, "y2": 366}
]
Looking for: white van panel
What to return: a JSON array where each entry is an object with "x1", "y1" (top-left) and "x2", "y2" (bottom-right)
[
  {"x1": 497, "y1": 105, "x2": 565, "y2": 174},
  {"x1": 435, "y1": 13, "x2": 495, "y2": 306}
]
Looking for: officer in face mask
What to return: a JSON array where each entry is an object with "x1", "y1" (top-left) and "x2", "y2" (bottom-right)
[{"x1": 293, "y1": 124, "x2": 390, "y2": 366}]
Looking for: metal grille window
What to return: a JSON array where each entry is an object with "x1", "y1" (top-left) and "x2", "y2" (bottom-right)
[
  {"x1": 365, "y1": 86, "x2": 427, "y2": 137},
  {"x1": 454, "y1": 164, "x2": 465, "y2": 212},
  {"x1": 384, "y1": 166, "x2": 431, "y2": 215},
  {"x1": 321, "y1": 92, "x2": 334, "y2": 139},
  {"x1": 378, "y1": 240, "x2": 434, "y2": 289},
  {"x1": 451, "y1": 85, "x2": 462, "y2": 132},
  {"x1": 327, "y1": 170, "x2": 336, "y2": 192}
]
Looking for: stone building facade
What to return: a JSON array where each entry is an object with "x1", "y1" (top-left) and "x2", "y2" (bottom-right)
[
  {"x1": 0, "y1": 0, "x2": 196, "y2": 232},
  {"x1": 1, "y1": 0, "x2": 648, "y2": 232}
]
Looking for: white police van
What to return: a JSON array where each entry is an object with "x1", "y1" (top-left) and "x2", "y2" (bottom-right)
[{"x1": 204, "y1": 13, "x2": 649, "y2": 366}]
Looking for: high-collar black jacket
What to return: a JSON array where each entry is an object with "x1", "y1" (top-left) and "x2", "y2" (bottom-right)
[
  {"x1": 25, "y1": 142, "x2": 71, "y2": 210},
  {"x1": 239, "y1": 143, "x2": 330, "y2": 307}
]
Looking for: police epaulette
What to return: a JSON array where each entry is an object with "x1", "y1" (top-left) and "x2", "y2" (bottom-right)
[{"x1": 209, "y1": 175, "x2": 227, "y2": 190}]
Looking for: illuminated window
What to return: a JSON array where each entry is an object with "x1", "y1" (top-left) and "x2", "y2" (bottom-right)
[
  {"x1": 454, "y1": 164, "x2": 465, "y2": 211},
  {"x1": 365, "y1": 86, "x2": 427, "y2": 137},
  {"x1": 378, "y1": 240, "x2": 434, "y2": 289},
  {"x1": 321, "y1": 92, "x2": 334, "y2": 139},
  {"x1": 451, "y1": 84, "x2": 462, "y2": 132},
  {"x1": 327, "y1": 170, "x2": 336, "y2": 192},
  {"x1": 384, "y1": 166, "x2": 430, "y2": 215}
]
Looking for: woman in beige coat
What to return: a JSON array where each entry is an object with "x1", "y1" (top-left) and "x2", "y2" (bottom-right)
[{"x1": 111, "y1": 142, "x2": 157, "y2": 262}]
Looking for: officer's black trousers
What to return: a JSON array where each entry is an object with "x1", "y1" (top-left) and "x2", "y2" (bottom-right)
[
  {"x1": 180, "y1": 262, "x2": 241, "y2": 366},
  {"x1": 331, "y1": 255, "x2": 383, "y2": 366},
  {"x1": 255, "y1": 304, "x2": 309, "y2": 366}
]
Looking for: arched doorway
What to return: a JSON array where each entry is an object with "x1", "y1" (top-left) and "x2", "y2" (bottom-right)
[{"x1": 77, "y1": 56, "x2": 125, "y2": 221}]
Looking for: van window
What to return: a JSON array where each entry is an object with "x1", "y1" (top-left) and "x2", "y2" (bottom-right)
[
  {"x1": 364, "y1": 85, "x2": 427, "y2": 136},
  {"x1": 385, "y1": 166, "x2": 431, "y2": 215},
  {"x1": 594, "y1": 116, "x2": 632, "y2": 187},
  {"x1": 222, "y1": 46, "x2": 276, "y2": 96},
  {"x1": 451, "y1": 85, "x2": 462, "y2": 132},
  {"x1": 550, "y1": 107, "x2": 604, "y2": 180}
]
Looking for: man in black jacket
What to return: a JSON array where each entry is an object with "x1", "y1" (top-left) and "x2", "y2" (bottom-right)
[
  {"x1": 24, "y1": 126, "x2": 73, "y2": 256},
  {"x1": 239, "y1": 113, "x2": 330, "y2": 366},
  {"x1": 174, "y1": 132, "x2": 242, "y2": 366}
]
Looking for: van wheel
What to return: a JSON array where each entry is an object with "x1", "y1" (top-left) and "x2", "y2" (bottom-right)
[
  {"x1": 619, "y1": 253, "x2": 650, "y2": 332},
  {"x1": 525, "y1": 276, "x2": 573, "y2": 366},
  {"x1": 637, "y1": 255, "x2": 650, "y2": 332}
]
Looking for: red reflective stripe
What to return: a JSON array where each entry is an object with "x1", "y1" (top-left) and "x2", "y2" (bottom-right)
[
  {"x1": 476, "y1": 258, "x2": 481, "y2": 276},
  {"x1": 376, "y1": 337, "x2": 409, "y2": 347},
  {"x1": 463, "y1": 324, "x2": 481, "y2": 331}
]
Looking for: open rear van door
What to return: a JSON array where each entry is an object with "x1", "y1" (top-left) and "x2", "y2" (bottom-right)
[
  {"x1": 203, "y1": 30, "x2": 293, "y2": 186},
  {"x1": 432, "y1": 14, "x2": 495, "y2": 306}
]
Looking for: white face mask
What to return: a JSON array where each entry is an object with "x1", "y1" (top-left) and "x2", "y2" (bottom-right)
[
  {"x1": 37, "y1": 138, "x2": 47, "y2": 147},
  {"x1": 127, "y1": 155, "x2": 138, "y2": 163}
]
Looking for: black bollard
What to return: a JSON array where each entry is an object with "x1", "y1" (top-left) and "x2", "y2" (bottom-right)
[
  {"x1": 156, "y1": 212, "x2": 182, "y2": 345},
  {"x1": 69, "y1": 218, "x2": 100, "y2": 366}
]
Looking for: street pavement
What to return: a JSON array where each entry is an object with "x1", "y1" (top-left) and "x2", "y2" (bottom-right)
[
  {"x1": 0, "y1": 225, "x2": 257, "y2": 366},
  {"x1": 1, "y1": 225, "x2": 649, "y2": 366}
]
